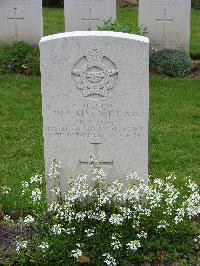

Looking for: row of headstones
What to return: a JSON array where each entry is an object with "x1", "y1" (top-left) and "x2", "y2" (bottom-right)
[{"x1": 0, "y1": 0, "x2": 191, "y2": 51}]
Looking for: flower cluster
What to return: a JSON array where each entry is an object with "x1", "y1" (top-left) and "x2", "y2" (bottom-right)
[
  {"x1": 126, "y1": 240, "x2": 141, "y2": 251},
  {"x1": 103, "y1": 253, "x2": 117, "y2": 266},
  {"x1": 30, "y1": 174, "x2": 43, "y2": 184},
  {"x1": 0, "y1": 186, "x2": 11, "y2": 195},
  {"x1": 3, "y1": 215, "x2": 14, "y2": 225},
  {"x1": 13, "y1": 157, "x2": 200, "y2": 265},
  {"x1": 23, "y1": 215, "x2": 35, "y2": 224},
  {"x1": 71, "y1": 248, "x2": 83, "y2": 258},
  {"x1": 20, "y1": 173, "x2": 43, "y2": 205},
  {"x1": 31, "y1": 188, "x2": 42, "y2": 204},
  {"x1": 38, "y1": 242, "x2": 49, "y2": 253},
  {"x1": 16, "y1": 241, "x2": 28, "y2": 253},
  {"x1": 111, "y1": 234, "x2": 122, "y2": 250}
]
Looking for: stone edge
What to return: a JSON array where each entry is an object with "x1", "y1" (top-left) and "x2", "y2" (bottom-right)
[{"x1": 40, "y1": 31, "x2": 149, "y2": 44}]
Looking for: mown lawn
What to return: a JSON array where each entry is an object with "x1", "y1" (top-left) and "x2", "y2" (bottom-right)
[
  {"x1": 0, "y1": 75, "x2": 199, "y2": 211},
  {"x1": 43, "y1": 7, "x2": 200, "y2": 57}
]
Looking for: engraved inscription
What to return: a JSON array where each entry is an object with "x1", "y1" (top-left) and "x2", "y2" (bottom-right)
[
  {"x1": 47, "y1": 103, "x2": 144, "y2": 139},
  {"x1": 7, "y1": 7, "x2": 24, "y2": 40},
  {"x1": 80, "y1": 143, "x2": 113, "y2": 166},
  {"x1": 155, "y1": 9, "x2": 174, "y2": 41},
  {"x1": 82, "y1": 8, "x2": 99, "y2": 31},
  {"x1": 72, "y1": 49, "x2": 118, "y2": 97}
]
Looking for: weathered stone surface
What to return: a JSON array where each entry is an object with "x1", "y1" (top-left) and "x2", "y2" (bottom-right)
[
  {"x1": 64, "y1": 0, "x2": 116, "y2": 31},
  {"x1": 40, "y1": 31, "x2": 149, "y2": 200},
  {"x1": 0, "y1": 0, "x2": 43, "y2": 44},
  {"x1": 139, "y1": 0, "x2": 191, "y2": 51}
]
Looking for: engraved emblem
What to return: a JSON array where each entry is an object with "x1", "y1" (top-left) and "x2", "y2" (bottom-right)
[{"x1": 72, "y1": 49, "x2": 118, "y2": 97}]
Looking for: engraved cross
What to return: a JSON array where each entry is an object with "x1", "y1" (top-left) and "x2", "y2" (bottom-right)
[
  {"x1": 155, "y1": 9, "x2": 174, "y2": 40},
  {"x1": 82, "y1": 8, "x2": 100, "y2": 31},
  {"x1": 80, "y1": 143, "x2": 113, "y2": 166},
  {"x1": 7, "y1": 8, "x2": 24, "y2": 40}
]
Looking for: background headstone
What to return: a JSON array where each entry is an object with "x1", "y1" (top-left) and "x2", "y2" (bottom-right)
[
  {"x1": 40, "y1": 31, "x2": 149, "y2": 200},
  {"x1": 0, "y1": 0, "x2": 43, "y2": 44},
  {"x1": 64, "y1": 0, "x2": 116, "y2": 31},
  {"x1": 139, "y1": 0, "x2": 191, "y2": 51}
]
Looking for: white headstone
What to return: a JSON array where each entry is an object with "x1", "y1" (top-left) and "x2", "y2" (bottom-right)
[
  {"x1": 0, "y1": 0, "x2": 43, "y2": 44},
  {"x1": 139, "y1": 0, "x2": 191, "y2": 51},
  {"x1": 64, "y1": 0, "x2": 116, "y2": 31},
  {"x1": 40, "y1": 31, "x2": 149, "y2": 200}
]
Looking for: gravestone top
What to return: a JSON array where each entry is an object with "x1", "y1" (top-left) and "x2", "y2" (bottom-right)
[
  {"x1": 40, "y1": 31, "x2": 149, "y2": 201},
  {"x1": 139, "y1": 0, "x2": 191, "y2": 51},
  {"x1": 64, "y1": 0, "x2": 116, "y2": 31},
  {"x1": 140, "y1": 0, "x2": 190, "y2": 6},
  {"x1": 0, "y1": 0, "x2": 43, "y2": 44},
  {"x1": 41, "y1": 31, "x2": 149, "y2": 43},
  {"x1": 0, "y1": 0, "x2": 33, "y2": 5}
]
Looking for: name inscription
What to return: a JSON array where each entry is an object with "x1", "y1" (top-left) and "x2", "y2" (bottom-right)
[{"x1": 46, "y1": 103, "x2": 145, "y2": 139}]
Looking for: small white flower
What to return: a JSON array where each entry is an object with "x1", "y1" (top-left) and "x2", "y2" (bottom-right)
[
  {"x1": 16, "y1": 241, "x2": 28, "y2": 253},
  {"x1": 119, "y1": 207, "x2": 132, "y2": 219},
  {"x1": 194, "y1": 235, "x2": 200, "y2": 243},
  {"x1": 109, "y1": 214, "x2": 124, "y2": 226},
  {"x1": 76, "y1": 243, "x2": 84, "y2": 248},
  {"x1": 71, "y1": 249, "x2": 83, "y2": 258},
  {"x1": 66, "y1": 227, "x2": 76, "y2": 235},
  {"x1": 48, "y1": 160, "x2": 62, "y2": 179},
  {"x1": 50, "y1": 187, "x2": 62, "y2": 196},
  {"x1": 23, "y1": 215, "x2": 35, "y2": 224},
  {"x1": 21, "y1": 181, "x2": 29, "y2": 188},
  {"x1": 102, "y1": 253, "x2": 117, "y2": 266},
  {"x1": 30, "y1": 174, "x2": 43, "y2": 184},
  {"x1": 1, "y1": 186, "x2": 11, "y2": 194},
  {"x1": 137, "y1": 231, "x2": 147, "y2": 239},
  {"x1": 111, "y1": 233, "x2": 121, "y2": 240},
  {"x1": 154, "y1": 178, "x2": 163, "y2": 187},
  {"x1": 111, "y1": 240, "x2": 122, "y2": 250},
  {"x1": 85, "y1": 229, "x2": 95, "y2": 237},
  {"x1": 21, "y1": 181, "x2": 29, "y2": 195},
  {"x1": 187, "y1": 179, "x2": 198, "y2": 192},
  {"x1": 174, "y1": 207, "x2": 185, "y2": 224},
  {"x1": 126, "y1": 240, "x2": 141, "y2": 251},
  {"x1": 48, "y1": 201, "x2": 61, "y2": 213},
  {"x1": 166, "y1": 174, "x2": 176, "y2": 181},
  {"x1": 144, "y1": 209, "x2": 151, "y2": 216},
  {"x1": 127, "y1": 171, "x2": 138, "y2": 181},
  {"x1": 3, "y1": 215, "x2": 14, "y2": 224},
  {"x1": 99, "y1": 211, "x2": 106, "y2": 221},
  {"x1": 51, "y1": 224, "x2": 63, "y2": 235},
  {"x1": 157, "y1": 220, "x2": 169, "y2": 229},
  {"x1": 38, "y1": 242, "x2": 49, "y2": 252},
  {"x1": 31, "y1": 188, "x2": 42, "y2": 204},
  {"x1": 75, "y1": 211, "x2": 87, "y2": 221}
]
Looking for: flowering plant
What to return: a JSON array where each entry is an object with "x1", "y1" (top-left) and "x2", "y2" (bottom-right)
[
  {"x1": 2, "y1": 157, "x2": 200, "y2": 265},
  {"x1": 0, "y1": 41, "x2": 40, "y2": 76}
]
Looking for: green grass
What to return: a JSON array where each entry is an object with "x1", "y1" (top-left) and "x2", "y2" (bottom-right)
[
  {"x1": 0, "y1": 76, "x2": 43, "y2": 211},
  {"x1": 117, "y1": 6, "x2": 138, "y2": 30},
  {"x1": 43, "y1": 7, "x2": 65, "y2": 36},
  {"x1": 149, "y1": 76, "x2": 200, "y2": 179},
  {"x1": 0, "y1": 75, "x2": 199, "y2": 211},
  {"x1": 43, "y1": 7, "x2": 200, "y2": 57},
  {"x1": 190, "y1": 8, "x2": 200, "y2": 58}
]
